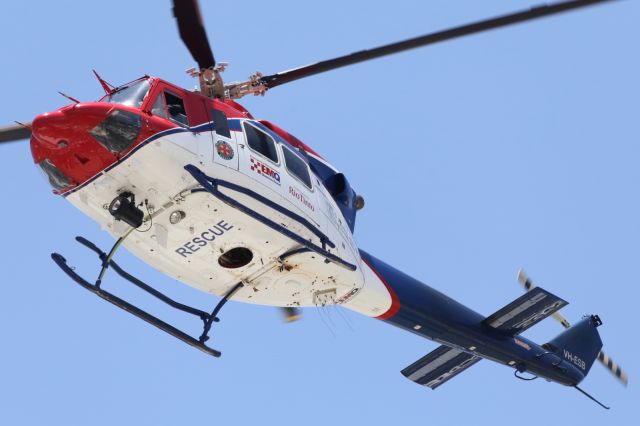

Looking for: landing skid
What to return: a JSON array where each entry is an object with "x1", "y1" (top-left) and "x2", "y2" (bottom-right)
[{"x1": 51, "y1": 236, "x2": 243, "y2": 358}]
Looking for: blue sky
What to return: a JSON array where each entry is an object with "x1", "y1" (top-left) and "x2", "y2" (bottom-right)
[{"x1": 0, "y1": 1, "x2": 638, "y2": 424}]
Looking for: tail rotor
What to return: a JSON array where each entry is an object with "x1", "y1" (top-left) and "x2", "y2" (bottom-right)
[{"x1": 517, "y1": 269, "x2": 628, "y2": 386}]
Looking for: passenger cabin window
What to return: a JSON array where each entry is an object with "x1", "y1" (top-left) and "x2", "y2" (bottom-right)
[
  {"x1": 243, "y1": 122, "x2": 278, "y2": 163},
  {"x1": 165, "y1": 91, "x2": 189, "y2": 127},
  {"x1": 282, "y1": 145, "x2": 312, "y2": 189}
]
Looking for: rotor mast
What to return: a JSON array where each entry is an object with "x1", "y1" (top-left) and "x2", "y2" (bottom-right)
[{"x1": 185, "y1": 65, "x2": 226, "y2": 99}]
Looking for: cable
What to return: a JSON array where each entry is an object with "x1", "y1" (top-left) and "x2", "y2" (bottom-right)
[
  {"x1": 95, "y1": 226, "x2": 135, "y2": 286},
  {"x1": 135, "y1": 199, "x2": 154, "y2": 233}
]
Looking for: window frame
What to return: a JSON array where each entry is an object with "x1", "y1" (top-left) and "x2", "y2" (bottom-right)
[
  {"x1": 242, "y1": 121, "x2": 280, "y2": 166},
  {"x1": 150, "y1": 91, "x2": 168, "y2": 119},
  {"x1": 164, "y1": 90, "x2": 190, "y2": 127},
  {"x1": 212, "y1": 108, "x2": 230, "y2": 138},
  {"x1": 100, "y1": 78, "x2": 150, "y2": 108},
  {"x1": 281, "y1": 144, "x2": 314, "y2": 191}
]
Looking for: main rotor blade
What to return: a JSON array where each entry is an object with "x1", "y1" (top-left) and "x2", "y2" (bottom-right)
[
  {"x1": 259, "y1": 0, "x2": 618, "y2": 89},
  {"x1": 172, "y1": 0, "x2": 215, "y2": 70},
  {"x1": 0, "y1": 123, "x2": 31, "y2": 144}
]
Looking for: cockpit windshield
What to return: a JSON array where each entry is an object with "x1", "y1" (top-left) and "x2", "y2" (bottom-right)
[{"x1": 101, "y1": 79, "x2": 150, "y2": 108}]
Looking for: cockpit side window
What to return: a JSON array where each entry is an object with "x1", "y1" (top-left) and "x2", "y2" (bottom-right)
[
  {"x1": 243, "y1": 122, "x2": 279, "y2": 163},
  {"x1": 165, "y1": 91, "x2": 189, "y2": 127},
  {"x1": 150, "y1": 93, "x2": 167, "y2": 118}
]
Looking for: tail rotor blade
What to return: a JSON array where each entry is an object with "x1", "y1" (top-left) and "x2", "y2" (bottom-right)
[
  {"x1": 597, "y1": 351, "x2": 629, "y2": 386},
  {"x1": 0, "y1": 123, "x2": 31, "y2": 144},
  {"x1": 517, "y1": 269, "x2": 571, "y2": 328}
]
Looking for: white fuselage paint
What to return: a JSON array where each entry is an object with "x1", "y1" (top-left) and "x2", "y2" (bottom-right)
[{"x1": 65, "y1": 121, "x2": 392, "y2": 316}]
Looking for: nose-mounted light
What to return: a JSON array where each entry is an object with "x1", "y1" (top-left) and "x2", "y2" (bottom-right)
[
  {"x1": 169, "y1": 210, "x2": 186, "y2": 225},
  {"x1": 38, "y1": 159, "x2": 74, "y2": 191}
]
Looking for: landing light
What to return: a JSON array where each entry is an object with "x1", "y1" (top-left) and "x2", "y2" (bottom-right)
[
  {"x1": 39, "y1": 159, "x2": 74, "y2": 191},
  {"x1": 169, "y1": 210, "x2": 186, "y2": 225}
]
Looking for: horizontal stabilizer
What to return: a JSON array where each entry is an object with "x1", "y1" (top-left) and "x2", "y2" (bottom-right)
[
  {"x1": 401, "y1": 345, "x2": 480, "y2": 389},
  {"x1": 483, "y1": 286, "x2": 567, "y2": 335}
]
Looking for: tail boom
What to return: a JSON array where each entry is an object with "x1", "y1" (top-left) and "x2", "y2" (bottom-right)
[{"x1": 346, "y1": 251, "x2": 604, "y2": 388}]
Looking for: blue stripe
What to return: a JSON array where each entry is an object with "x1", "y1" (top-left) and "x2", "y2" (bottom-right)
[
  {"x1": 228, "y1": 120, "x2": 242, "y2": 131},
  {"x1": 63, "y1": 119, "x2": 243, "y2": 198}
]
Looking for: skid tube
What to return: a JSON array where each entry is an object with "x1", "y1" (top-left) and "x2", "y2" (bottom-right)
[
  {"x1": 184, "y1": 164, "x2": 357, "y2": 271},
  {"x1": 51, "y1": 236, "x2": 244, "y2": 358}
]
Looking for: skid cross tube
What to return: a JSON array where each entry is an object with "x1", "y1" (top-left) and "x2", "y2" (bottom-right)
[
  {"x1": 75, "y1": 236, "x2": 211, "y2": 320},
  {"x1": 185, "y1": 164, "x2": 357, "y2": 271},
  {"x1": 50, "y1": 236, "x2": 244, "y2": 358}
]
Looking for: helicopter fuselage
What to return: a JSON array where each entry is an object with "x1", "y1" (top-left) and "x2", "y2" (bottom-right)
[
  {"x1": 29, "y1": 75, "x2": 602, "y2": 391},
  {"x1": 30, "y1": 76, "x2": 393, "y2": 316}
]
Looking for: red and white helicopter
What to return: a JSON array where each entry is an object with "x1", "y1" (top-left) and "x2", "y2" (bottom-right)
[{"x1": 0, "y1": 0, "x2": 629, "y2": 406}]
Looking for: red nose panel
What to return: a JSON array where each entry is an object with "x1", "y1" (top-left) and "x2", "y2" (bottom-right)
[{"x1": 30, "y1": 103, "x2": 157, "y2": 193}]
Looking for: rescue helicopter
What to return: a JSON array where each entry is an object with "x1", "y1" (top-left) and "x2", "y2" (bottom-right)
[{"x1": 0, "y1": 0, "x2": 629, "y2": 408}]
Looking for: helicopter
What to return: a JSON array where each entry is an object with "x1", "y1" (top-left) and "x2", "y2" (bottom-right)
[{"x1": 0, "y1": 0, "x2": 631, "y2": 409}]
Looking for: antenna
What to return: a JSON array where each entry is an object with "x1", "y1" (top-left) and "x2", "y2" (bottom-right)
[{"x1": 574, "y1": 385, "x2": 610, "y2": 410}]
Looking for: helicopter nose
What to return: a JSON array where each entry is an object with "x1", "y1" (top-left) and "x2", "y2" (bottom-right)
[
  {"x1": 30, "y1": 103, "x2": 149, "y2": 193},
  {"x1": 31, "y1": 108, "x2": 77, "y2": 148}
]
